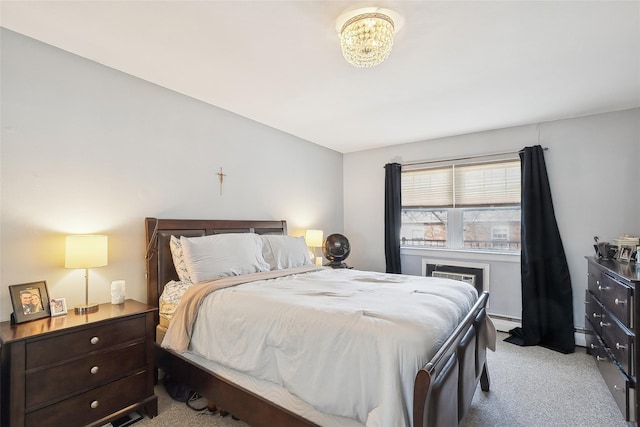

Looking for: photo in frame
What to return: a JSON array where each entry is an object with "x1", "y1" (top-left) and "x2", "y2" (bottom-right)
[
  {"x1": 619, "y1": 245, "x2": 633, "y2": 262},
  {"x1": 8, "y1": 280, "x2": 51, "y2": 324},
  {"x1": 50, "y1": 298, "x2": 68, "y2": 317}
]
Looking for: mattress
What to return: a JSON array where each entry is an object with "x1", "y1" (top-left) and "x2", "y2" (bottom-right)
[{"x1": 161, "y1": 267, "x2": 478, "y2": 427}]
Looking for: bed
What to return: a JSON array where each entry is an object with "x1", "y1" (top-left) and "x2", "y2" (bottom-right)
[{"x1": 145, "y1": 217, "x2": 492, "y2": 427}]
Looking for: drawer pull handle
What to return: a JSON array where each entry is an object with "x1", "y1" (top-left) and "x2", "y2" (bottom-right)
[
  {"x1": 90, "y1": 366, "x2": 99, "y2": 374},
  {"x1": 90, "y1": 400, "x2": 99, "y2": 409},
  {"x1": 590, "y1": 343, "x2": 599, "y2": 350},
  {"x1": 599, "y1": 321, "x2": 610, "y2": 328},
  {"x1": 616, "y1": 343, "x2": 628, "y2": 350},
  {"x1": 592, "y1": 313, "x2": 601, "y2": 319},
  {"x1": 598, "y1": 285, "x2": 610, "y2": 291},
  {"x1": 596, "y1": 356, "x2": 606, "y2": 362},
  {"x1": 615, "y1": 298, "x2": 626, "y2": 305},
  {"x1": 90, "y1": 336, "x2": 99, "y2": 345}
]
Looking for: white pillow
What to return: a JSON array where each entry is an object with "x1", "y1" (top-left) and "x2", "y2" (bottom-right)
[
  {"x1": 180, "y1": 233, "x2": 270, "y2": 283},
  {"x1": 261, "y1": 235, "x2": 312, "y2": 270},
  {"x1": 169, "y1": 236, "x2": 192, "y2": 284}
]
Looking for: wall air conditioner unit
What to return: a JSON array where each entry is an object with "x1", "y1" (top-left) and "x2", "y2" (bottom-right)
[{"x1": 431, "y1": 271, "x2": 476, "y2": 285}]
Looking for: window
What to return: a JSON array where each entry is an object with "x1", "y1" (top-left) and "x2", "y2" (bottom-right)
[{"x1": 401, "y1": 159, "x2": 521, "y2": 252}]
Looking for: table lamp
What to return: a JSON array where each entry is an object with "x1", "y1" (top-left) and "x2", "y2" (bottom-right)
[
  {"x1": 305, "y1": 229, "x2": 324, "y2": 266},
  {"x1": 65, "y1": 235, "x2": 108, "y2": 314}
]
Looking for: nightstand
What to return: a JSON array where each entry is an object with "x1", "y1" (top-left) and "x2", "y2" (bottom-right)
[{"x1": 0, "y1": 299, "x2": 158, "y2": 427}]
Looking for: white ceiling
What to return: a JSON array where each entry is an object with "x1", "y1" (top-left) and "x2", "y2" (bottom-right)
[{"x1": 2, "y1": 1, "x2": 639, "y2": 153}]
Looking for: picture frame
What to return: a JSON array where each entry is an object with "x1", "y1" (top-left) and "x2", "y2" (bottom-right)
[
  {"x1": 8, "y1": 280, "x2": 51, "y2": 324},
  {"x1": 619, "y1": 245, "x2": 633, "y2": 262},
  {"x1": 50, "y1": 298, "x2": 68, "y2": 317}
]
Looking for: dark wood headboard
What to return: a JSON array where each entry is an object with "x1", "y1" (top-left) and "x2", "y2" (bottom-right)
[{"x1": 144, "y1": 217, "x2": 287, "y2": 308}]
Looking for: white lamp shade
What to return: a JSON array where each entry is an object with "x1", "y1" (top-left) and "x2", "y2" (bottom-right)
[
  {"x1": 65, "y1": 235, "x2": 108, "y2": 268},
  {"x1": 305, "y1": 230, "x2": 324, "y2": 248}
]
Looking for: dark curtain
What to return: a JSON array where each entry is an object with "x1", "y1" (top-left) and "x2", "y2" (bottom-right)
[
  {"x1": 505, "y1": 145, "x2": 575, "y2": 353},
  {"x1": 384, "y1": 163, "x2": 402, "y2": 274}
]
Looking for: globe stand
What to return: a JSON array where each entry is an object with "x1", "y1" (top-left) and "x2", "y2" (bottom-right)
[
  {"x1": 323, "y1": 233, "x2": 351, "y2": 269},
  {"x1": 325, "y1": 260, "x2": 349, "y2": 269}
]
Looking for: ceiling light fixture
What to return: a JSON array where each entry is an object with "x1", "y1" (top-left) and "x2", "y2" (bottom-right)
[{"x1": 336, "y1": 8, "x2": 403, "y2": 68}]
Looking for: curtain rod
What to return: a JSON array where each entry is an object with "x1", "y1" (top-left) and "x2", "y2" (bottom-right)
[{"x1": 399, "y1": 147, "x2": 548, "y2": 168}]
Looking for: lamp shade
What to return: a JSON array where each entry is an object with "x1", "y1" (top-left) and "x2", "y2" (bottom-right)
[
  {"x1": 305, "y1": 230, "x2": 324, "y2": 248},
  {"x1": 65, "y1": 235, "x2": 108, "y2": 268}
]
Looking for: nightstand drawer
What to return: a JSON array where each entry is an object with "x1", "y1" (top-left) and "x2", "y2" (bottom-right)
[
  {"x1": 26, "y1": 341, "x2": 146, "y2": 409},
  {"x1": 26, "y1": 316, "x2": 145, "y2": 369},
  {"x1": 25, "y1": 370, "x2": 148, "y2": 427}
]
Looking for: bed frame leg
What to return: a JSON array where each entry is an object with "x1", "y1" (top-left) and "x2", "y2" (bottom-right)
[{"x1": 480, "y1": 362, "x2": 490, "y2": 392}]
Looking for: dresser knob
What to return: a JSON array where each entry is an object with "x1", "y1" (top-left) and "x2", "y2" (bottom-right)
[
  {"x1": 616, "y1": 343, "x2": 628, "y2": 350},
  {"x1": 592, "y1": 313, "x2": 601, "y2": 319},
  {"x1": 90, "y1": 336, "x2": 99, "y2": 345},
  {"x1": 596, "y1": 356, "x2": 606, "y2": 362},
  {"x1": 613, "y1": 385, "x2": 625, "y2": 393},
  {"x1": 600, "y1": 321, "x2": 610, "y2": 328},
  {"x1": 90, "y1": 366, "x2": 99, "y2": 374},
  {"x1": 590, "y1": 343, "x2": 598, "y2": 350},
  {"x1": 615, "y1": 298, "x2": 626, "y2": 305},
  {"x1": 90, "y1": 400, "x2": 99, "y2": 409}
]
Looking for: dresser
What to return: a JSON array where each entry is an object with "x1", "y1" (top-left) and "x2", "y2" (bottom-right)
[
  {"x1": 585, "y1": 256, "x2": 640, "y2": 423},
  {"x1": 0, "y1": 299, "x2": 158, "y2": 427}
]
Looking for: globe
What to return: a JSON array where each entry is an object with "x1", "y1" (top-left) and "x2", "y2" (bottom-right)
[{"x1": 322, "y1": 234, "x2": 350, "y2": 268}]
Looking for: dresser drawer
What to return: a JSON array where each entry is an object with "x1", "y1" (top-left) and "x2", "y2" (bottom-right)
[
  {"x1": 26, "y1": 316, "x2": 146, "y2": 369},
  {"x1": 584, "y1": 291, "x2": 607, "y2": 335},
  {"x1": 584, "y1": 315, "x2": 600, "y2": 354},
  {"x1": 596, "y1": 346, "x2": 636, "y2": 422},
  {"x1": 599, "y1": 273, "x2": 632, "y2": 328},
  {"x1": 587, "y1": 262, "x2": 603, "y2": 296},
  {"x1": 26, "y1": 341, "x2": 146, "y2": 409},
  {"x1": 25, "y1": 370, "x2": 148, "y2": 427},
  {"x1": 584, "y1": 290, "x2": 605, "y2": 335},
  {"x1": 599, "y1": 311, "x2": 634, "y2": 376}
]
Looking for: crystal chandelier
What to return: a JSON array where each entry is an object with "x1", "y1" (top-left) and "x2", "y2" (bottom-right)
[{"x1": 340, "y1": 12, "x2": 395, "y2": 68}]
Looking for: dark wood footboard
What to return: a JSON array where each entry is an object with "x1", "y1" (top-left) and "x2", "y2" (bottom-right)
[
  {"x1": 413, "y1": 291, "x2": 490, "y2": 427},
  {"x1": 155, "y1": 345, "x2": 318, "y2": 427}
]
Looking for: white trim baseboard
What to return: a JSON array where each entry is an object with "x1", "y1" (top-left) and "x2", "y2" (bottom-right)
[
  {"x1": 489, "y1": 314, "x2": 520, "y2": 333},
  {"x1": 490, "y1": 315, "x2": 587, "y2": 347}
]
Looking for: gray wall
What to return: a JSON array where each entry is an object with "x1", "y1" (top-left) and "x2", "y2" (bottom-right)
[
  {"x1": 3, "y1": 27, "x2": 639, "y2": 333},
  {"x1": 344, "y1": 108, "x2": 640, "y2": 328},
  {"x1": 0, "y1": 29, "x2": 344, "y2": 320}
]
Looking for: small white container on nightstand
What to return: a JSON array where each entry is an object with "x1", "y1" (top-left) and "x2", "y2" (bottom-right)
[{"x1": 111, "y1": 280, "x2": 125, "y2": 304}]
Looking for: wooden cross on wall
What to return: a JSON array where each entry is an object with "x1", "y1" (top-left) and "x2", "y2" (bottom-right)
[{"x1": 217, "y1": 167, "x2": 226, "y2": 196}]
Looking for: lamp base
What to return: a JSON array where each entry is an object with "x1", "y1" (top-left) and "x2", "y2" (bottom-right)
[{"x1": 74, "y1": 303, "x2": 99, "y2": 314}]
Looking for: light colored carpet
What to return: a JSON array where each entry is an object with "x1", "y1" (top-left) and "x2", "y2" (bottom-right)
[{"x1": 136, "y1": 332, "x2": 627, "y2": 426}]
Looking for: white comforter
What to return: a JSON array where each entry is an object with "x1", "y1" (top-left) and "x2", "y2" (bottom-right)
[{"x1": 187, "y1": 268, "x2": 477, "y2": 427}]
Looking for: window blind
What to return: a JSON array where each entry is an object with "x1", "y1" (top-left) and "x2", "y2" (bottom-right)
[{"x1": 402, "y1": 160, "x2": 520, "y2": 208}]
